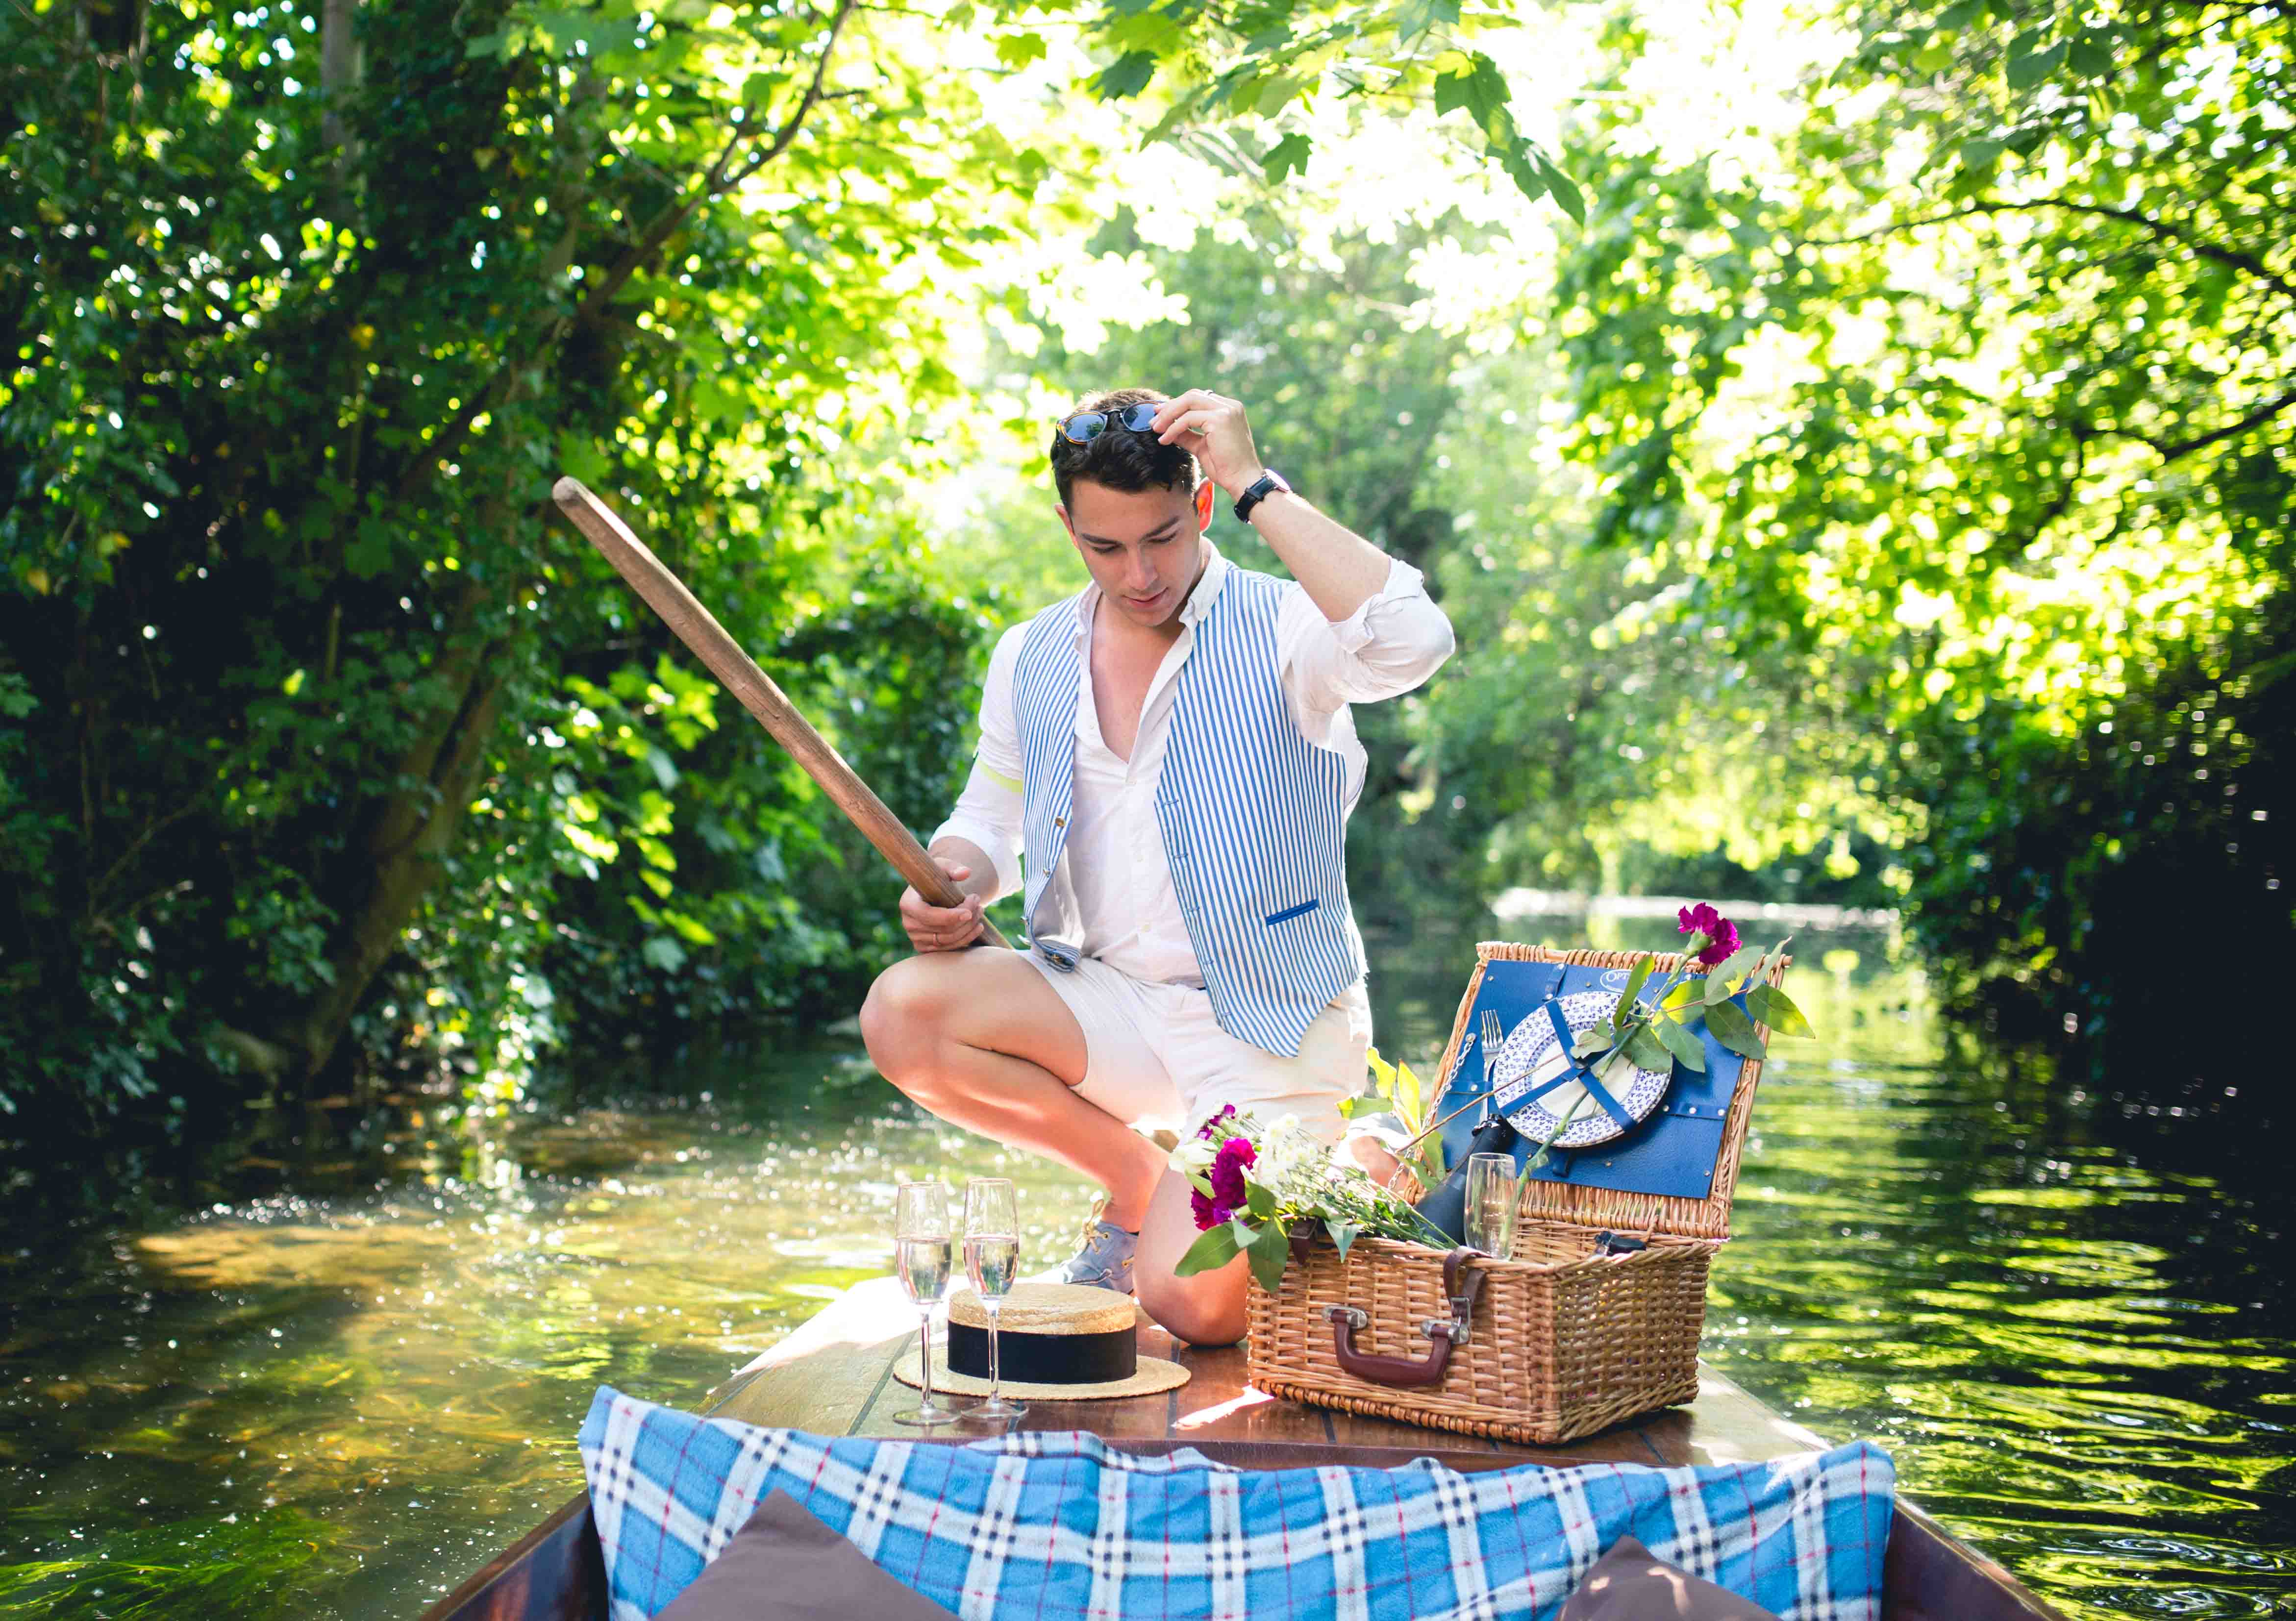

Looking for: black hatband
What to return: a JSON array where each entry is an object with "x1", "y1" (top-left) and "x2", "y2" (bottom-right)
[{"x1": 946, "y1": 1322, "x2": 1136, "y2": 1385}]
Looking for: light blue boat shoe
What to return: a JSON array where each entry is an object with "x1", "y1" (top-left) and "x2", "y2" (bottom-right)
[{"x1": 1055, "y1": 1217, "x2": 1138, "y2": 1295}]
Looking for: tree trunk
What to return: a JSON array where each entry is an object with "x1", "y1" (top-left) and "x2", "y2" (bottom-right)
[
  {"x1": 272, "y1": 575, "x2": 508, "y2": 1083},
  {"x1": 321, "y1": 0, "x2": 360, "y2": 187}
]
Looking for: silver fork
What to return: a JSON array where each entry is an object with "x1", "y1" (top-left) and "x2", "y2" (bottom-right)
[{"x1": 1475, "y1": 1008, "x2": 1504, "y2": 1127}]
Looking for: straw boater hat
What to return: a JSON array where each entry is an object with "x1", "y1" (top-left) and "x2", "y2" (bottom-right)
[{"x1": 893, "y1": 1282, "x2": 1190, "y2": 1400}]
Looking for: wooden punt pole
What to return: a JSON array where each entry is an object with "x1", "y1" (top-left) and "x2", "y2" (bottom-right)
[{"x1": 551, "y1": 476, "x2": 1011, "y2": 950}]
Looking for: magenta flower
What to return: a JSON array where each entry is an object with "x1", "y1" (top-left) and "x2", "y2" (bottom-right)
[
  {"x1": 1677, "y1": 901, "x2": 1742, "y2": 970},
  {"x1": 1190, "y1": 1134, "x2": 1256, "y2": 1230}
]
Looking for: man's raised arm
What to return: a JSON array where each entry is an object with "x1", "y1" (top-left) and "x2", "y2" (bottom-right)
[{"x1": 1148, "y1": 388, "x2": 1454, "y2": 705}]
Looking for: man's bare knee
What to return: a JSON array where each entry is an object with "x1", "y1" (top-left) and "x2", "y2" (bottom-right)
[
  {"x1": 860, "y1": 958, "x2": 944, "y2": 1094},
  {"x1": 1138, "y1": 1269, "x2": 1247, "y2": 1348}
]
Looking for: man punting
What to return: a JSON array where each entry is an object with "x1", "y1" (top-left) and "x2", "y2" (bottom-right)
[{"x1": 861, "y1": 386, "x2": 1454, "y2": 1346}]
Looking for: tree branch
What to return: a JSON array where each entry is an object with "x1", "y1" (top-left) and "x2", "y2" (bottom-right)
[
  {"x1": 1802, "y1": 196, "x2": 2296, "y2": 305},
  {"x1": 391, "y1": 1, "x2": 857, "y2": 505},
  {"x1": 574, "y1": 0, "x2": 858, "y2": 326},
  {"x1": 2139, "y1": 381, "x2": 2296, "y2": 462}
]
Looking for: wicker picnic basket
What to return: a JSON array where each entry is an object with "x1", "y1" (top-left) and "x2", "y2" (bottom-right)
[{"x1": 1245, "y1": 942, "x2": 1786, "y2": 1445}]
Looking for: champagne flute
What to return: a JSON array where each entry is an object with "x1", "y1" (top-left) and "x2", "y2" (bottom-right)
[
  {"x1": 962, "y1": 1178, "x2": 1026, "y2": 1422},
  {"x1": 892, "y1": 1180, "x2": 963, "y2": 1426},
  {"x1": 1463, "y1": 1151, "x2": 1519, "y2": 1261}
]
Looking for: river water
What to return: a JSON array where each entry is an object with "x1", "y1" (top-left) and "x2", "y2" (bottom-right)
[{"x1": 2, "y1": 915, "x2": 2290, "y2": 1618}]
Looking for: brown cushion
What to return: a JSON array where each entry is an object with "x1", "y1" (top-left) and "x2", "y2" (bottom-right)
[
  {"x1": 654, "y1": 1489, "x2": 953, "y2": 1620},
  {"x1": 1559, "y1": 1534, "x2": 1786, "y2": 1621}
]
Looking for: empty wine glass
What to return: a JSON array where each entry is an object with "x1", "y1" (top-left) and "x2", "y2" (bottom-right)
[
  {"x1": 962, "y1": 1178, "x2": 1026, "y2": 1422},
  {"x1": 892, "y1": 1180, "x2": 963, "y2": 1426},
  {"x1": 1463, "y1": 1152, "x2": 1519, "y2": 1261}
]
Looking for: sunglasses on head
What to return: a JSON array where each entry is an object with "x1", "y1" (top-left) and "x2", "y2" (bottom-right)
[{"x1": 1053, "y1": 401, "x2": 1162, "y2": 445}]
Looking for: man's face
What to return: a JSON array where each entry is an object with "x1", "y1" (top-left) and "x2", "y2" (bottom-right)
[{"x1": 1058, "y1": 478, "x2": 1211, "y2": 631}]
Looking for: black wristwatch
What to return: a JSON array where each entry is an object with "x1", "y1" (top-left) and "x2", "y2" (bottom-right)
[{"x1": 1232, "y1": 469, "x2": 1292, "y2": 526}]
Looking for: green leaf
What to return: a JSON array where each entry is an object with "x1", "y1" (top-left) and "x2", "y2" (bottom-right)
[
  {"x1": 1614, "y1": 953, "x2": 1655, "y2": 1025},
  {"x1": 1248, "y1": 1223, "x2": 1290, "y2": 1294},
  {"x1": 2006, "y1": 40, "x2": 2066, "y2": 89},
  {"x1": 1459, "y1": 51, "x2": 1511, "y2": 129},
  {"x1": 1537, "y1": 152, "x2": 1586, "y2": 224},
  {"x1": 1706, "y1": 999, "x2": 1766, "y2": 1060},
  {"x1": 995, "y1": 31, "x2": 1046, "y2": 70},
  {"x1": 1496, "y1": 142, "x2": 1550, "y2": 207},
  {"x1": 1572, "y1": 1028, "x2": 1612, "y2": 1059},
  {"x1": 1653, "y1": 1012, "x2": 1708, "y2": 1072},
  {"x1": 1395, "y1": 1059, "x2": 1424, "y2": 1132},
  {"x1": 1433, "y1": 64, "x2": 1477, "y2": 121},
  {"x1": 1365, "y1": 1045, "x2": 1398, "y2": 1101},
  {"x1": 640, "y1": 936, "x2": 686, "y2": 973},
  {"x1": 1328, "y1": 1220, "x2": 1361, "y2": 1261},
  {"x1": 1245, "y1": 1180, "x2": 1276, "y2": 1219},
  {"x1": 1626, "y1": 1022, "x2": 1676, "y2": 1073},
  {"x1": 1396, "y1": 0, "x2": 1460, "y2": 42},
  {"x1": 344, "y1": 516, "x2": 394, "y2": 579},
  {"x1": 2066, "y1": 30, "x2": 2114, "y2": 77},
  {"x1": 1747, "y1": 984, "x2": 1816, "y2": 1039},
  {"x1": 1092, "y1": 51, "x2": 1158, "y2": 100},
  {"x1": 1704, "y1": 945, "x2": 1765, "y2": 1003},
  {"x1": 1262, "y1": 132, "x2": 1312, "y2": 183},
  {"x1": 1173, "y1": 1222, "x2": 1240, "y2": 1277}
]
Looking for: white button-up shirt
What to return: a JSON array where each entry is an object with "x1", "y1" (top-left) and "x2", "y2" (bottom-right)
[{"x1": 933, "y1": 542, "x2": 1455, "y2": 987}]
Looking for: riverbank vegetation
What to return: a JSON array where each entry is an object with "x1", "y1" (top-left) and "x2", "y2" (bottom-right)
[{"x1": 2, "y1": 0, "x2": 2286, "y2": 1166}]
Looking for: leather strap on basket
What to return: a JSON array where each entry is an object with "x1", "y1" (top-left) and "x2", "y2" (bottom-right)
[{"x1": 1326, "y1": 1247, "x2": 1486, "y2": 1388}]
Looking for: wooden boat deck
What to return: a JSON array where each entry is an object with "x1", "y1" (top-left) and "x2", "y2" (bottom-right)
[
  {"x1": 427, "y1": 1278, "x2": 2066, "y2": 1620},
  {"x1": 707, "y1": 1278, "x2": 1820, "y2": 1468}
]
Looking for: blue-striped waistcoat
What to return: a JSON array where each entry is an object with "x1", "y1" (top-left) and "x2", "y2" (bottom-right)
[{"x1": 1011, "y1": 568, "x2": 1364, "y2": 1058}]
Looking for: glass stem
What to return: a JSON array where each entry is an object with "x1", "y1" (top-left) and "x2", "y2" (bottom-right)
[
  {"x1": 986, "y1": 1302, "x2": 1000, "y2": 1403},
  {"x1": 919, "y1": 1309, "x2": 936, "y2": 1410}
]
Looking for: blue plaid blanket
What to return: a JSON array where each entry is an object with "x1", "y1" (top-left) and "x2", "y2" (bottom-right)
[{"x1": 579, "y1": 1386, "x2": 1893, "y2": 1620}]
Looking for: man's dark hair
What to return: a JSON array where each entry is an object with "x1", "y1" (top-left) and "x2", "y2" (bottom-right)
[{"x1": 1048, "y1": 387, "x2": 1199, "y2": 511}]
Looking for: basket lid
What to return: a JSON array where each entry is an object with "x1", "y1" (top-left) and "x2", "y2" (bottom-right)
[{"x1": 1425, "y1": 943, "x2": 1789, "y2": 1241}]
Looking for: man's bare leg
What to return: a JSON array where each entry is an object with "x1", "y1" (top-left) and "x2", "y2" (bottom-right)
[
  {"x1": 1135, "y1": 1169, "x2": 1248, "y2": 1346},
  {"x1": 859, "y1": 950, "x2": 1167, "y2": 1231}
]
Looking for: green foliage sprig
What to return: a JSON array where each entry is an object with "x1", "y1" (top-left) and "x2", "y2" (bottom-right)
[{"x1": 1340, "y1": 1045, "x2": 1447, "y2": 1191}]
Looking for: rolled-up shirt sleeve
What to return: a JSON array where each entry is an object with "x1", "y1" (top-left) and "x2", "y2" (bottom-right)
[
  {"x1": 1279, "y1": 556, "x2": 1456, "y2": 712},
  {"x1": 930, "y1": 624, "x2": 1026, "y2": 902}
]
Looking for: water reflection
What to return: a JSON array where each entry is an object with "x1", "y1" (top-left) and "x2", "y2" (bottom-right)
[{"x1": 0, "y1": 923, "x2": 2290, "y2": 1619}]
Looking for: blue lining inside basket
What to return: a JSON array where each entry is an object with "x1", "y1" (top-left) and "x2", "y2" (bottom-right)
[{"x1": 1433, "y1": 957, "x2": 1752, "y2": 1202}]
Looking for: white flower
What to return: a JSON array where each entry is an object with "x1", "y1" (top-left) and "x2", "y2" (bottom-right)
[
  {"x1": 1167, "y1": 1135, "x2": 1219, "y2": 1178},
  {"x1": 1252, "y1": 1114, "x2": 1333, "y2": 1209}
]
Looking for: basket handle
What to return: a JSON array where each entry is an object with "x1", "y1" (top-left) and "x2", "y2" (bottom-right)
[{"x1": 1325, "y1": 1247, "x2": 1487, "y2": 1388}]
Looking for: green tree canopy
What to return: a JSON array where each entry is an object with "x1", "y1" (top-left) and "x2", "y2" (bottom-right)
[
  {"x1": 0, "y1": 0, "x2": 1577, "y2": 1153},
  {"x1": 1423, "y1": 0, "x2": 2290, "y2": 1032}
]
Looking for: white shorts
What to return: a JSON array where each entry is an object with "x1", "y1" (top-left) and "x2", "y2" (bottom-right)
[{"x1": 1023, "y1": 953, "x2": 1371, "y2": 1144}]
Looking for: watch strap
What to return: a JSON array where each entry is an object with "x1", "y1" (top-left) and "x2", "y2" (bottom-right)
[{"x1": 1233, "y1": 470, "x2": 1291, "y2": 525}]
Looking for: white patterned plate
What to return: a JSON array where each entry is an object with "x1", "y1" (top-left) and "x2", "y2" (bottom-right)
[{"x1": 1488, "y1": 988, "x2": 1673, "y2": 1149}]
